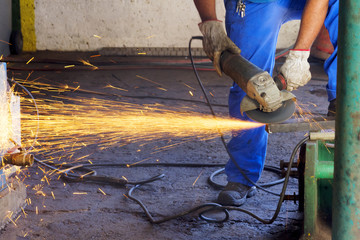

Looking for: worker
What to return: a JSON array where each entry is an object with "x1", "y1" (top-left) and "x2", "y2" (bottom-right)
[{"x1": 193, "y1": 0, "x2": 338, "y2": 206}]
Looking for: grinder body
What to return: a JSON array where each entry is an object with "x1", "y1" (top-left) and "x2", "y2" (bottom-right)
[{"x1": 220, "y1": 51, "x2": 295, "y2": 123}]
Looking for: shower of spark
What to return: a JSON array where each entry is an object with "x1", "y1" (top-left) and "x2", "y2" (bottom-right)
[
  {"x1": 294, "y1": 101, "x2": 333, "y2": 132},
  {"x1": 12, "y1": 73, "x2": 333, "y2": 167},
  {"x1": 20, "y1": 95, "x2": 263, "y2": 161}
]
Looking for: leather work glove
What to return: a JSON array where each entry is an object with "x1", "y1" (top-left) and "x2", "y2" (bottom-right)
[
  {"x1": 280, "y1": 49, "x2": 312, "y2": 91},
  {"x1": 199, "y1": 20, "x2": 241, "y2": 76}
]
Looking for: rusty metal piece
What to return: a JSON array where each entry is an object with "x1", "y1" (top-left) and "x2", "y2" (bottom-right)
[
  {"x1": 280, "y1": 160, "x2": 299, "y2": 178},
  {"x1": 2, "y1": 152, "x2": 34, "y2": 166},
  {"x1": 283, "y1": 193, "x2": 299, "y2": 204},
  {"x1": 280, "y1": 159, "x2": 298, "y2": 169}
]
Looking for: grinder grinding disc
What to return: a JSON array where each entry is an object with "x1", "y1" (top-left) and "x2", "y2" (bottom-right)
[{"x1": 244, "y1": 99, "x2": 295, "y2": 124}]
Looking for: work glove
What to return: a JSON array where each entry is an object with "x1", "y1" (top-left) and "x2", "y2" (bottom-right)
[
  {"x1": 199, "y1": 20, "x2": 241, "y2": 76},
  {"x1": 280, "y1": 49, "x2": 311, "y2": 91}
]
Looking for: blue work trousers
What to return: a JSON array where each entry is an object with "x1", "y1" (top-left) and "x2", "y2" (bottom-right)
[{"x1": 224, "y1": 0, "x2": 339, "y2": 185}]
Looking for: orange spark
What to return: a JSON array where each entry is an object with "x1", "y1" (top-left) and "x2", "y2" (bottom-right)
[
  {"x1": 79, "y1": 59, "x2": 98, "y2": 70},
  {"x1": 64, "y1": 65, "x2": 75, "y2": 68},
  {"x1": 7, "y1": 215, "x2": 17, "y2": 226},
  {"x1": 136, "y1": 75, "x2": 162, "y2": 86},
  {"x1": 104, "y1": 84, "x2": 128, "y2": 92},
  {"x1": 182, "y1": 83, "x2": 196, "y2": 90},
  {"x1": 192, "y1": 170, "x2": 204, "y2": 186},
  {"x1": 0, "y1": 39, "x2": 11, "y2": 45},
  {"x1": 21, "y1": 207, "x2": 28, "y2": 218},
  {"x1": 98, "y1": 188, "x2": 106, "y2": 195},
  {"x1": 26, "y1": 57, "x2": 34, "y2": 64}
]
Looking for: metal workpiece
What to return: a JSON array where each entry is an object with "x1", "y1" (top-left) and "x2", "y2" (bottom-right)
[
  {"x1": 266, "y1": 118, "x2": 335, "y2": 133},
  {"x1": 310, "y1": 131, "x2": 335, "y2": 141},
  {"x1": 333, "y1": 0, "x2": 360, "y2": 239}
]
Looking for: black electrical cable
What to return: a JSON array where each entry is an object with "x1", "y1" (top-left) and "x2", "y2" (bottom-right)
[
  {"x1": 127, "y1": 187, "x2": 230, "y2": 224},
  {"x1": 34, "y1": 158, "x2": 283, "y2": 189},
  {"x1": 127, "y1": 135, "x2": 308, "y2": 224},
  {"x1": 33, "y1": 157, "x2": 167, "y2": 186},
  {"x1": 208, "y1": 167, "x2": 284, "y2": 190}
]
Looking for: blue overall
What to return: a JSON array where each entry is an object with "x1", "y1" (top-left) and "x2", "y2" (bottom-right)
[{"x1": 224, "y1": 0, "x2": 339, "y2": 185}]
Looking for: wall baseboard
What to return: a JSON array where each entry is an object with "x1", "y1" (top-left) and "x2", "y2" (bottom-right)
[{"x1": 100, "y1": 47, "x2": 206, "y2": 57}]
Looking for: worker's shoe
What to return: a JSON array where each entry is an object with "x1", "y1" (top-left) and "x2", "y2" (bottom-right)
[
  {"x1": 327, "y1": 99, "x2": 336, "y2": 117},
  {"x1": 217, "y1": 182, "x2": 257, "y2": 206}
]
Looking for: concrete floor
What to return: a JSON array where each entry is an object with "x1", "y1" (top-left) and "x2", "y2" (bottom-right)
[{"x1": 0, "y1": 52, "x2": 331, "y2": 240}]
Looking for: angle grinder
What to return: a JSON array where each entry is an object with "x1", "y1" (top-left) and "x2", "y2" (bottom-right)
[{"x1": 220, "y1": 51, "x2": 296, "y2": 124}]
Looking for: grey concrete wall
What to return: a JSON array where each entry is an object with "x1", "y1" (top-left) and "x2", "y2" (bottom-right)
[
  {"x1": 34, "y1": 0, "x2": 299, "y2": 51},
  {"x1": 0, "y1": 0, "x2": 12, "y2": 56}
]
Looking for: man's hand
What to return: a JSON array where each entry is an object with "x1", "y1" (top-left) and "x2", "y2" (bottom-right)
[
  {"x1": 199, "y1": 20, "x2": 241, "y2": 76},
  {"x1": 280, "y1": 49, "x2": 311, "y2": 91}
]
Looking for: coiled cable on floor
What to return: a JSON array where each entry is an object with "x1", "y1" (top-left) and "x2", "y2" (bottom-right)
[{"x1": 127, "y1": 135, "x2": 308, "y2": 224}]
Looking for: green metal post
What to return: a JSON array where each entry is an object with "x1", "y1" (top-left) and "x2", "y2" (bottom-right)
[
  {"x1": 304, "y1": 142, "x2": 318, "y2": 238},
  {"x1": 333, "y1": 0, "x2": 360, "y2": 239}
]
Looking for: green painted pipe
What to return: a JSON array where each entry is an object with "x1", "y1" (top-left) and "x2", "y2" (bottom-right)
[
  {"x1": 315, "y1": 161, "x2": 334, "y2": 179},
  {"x1": 333, "y1": 0, "x2": 360, "y2": 239}
]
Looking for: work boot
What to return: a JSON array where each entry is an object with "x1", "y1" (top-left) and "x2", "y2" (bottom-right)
[
  {"x1": 327, "y1": 99, "x2": 336, "y2": 117},
  {"x1": 217, "y1": 182, "x2": 257, "y2": 206}
]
